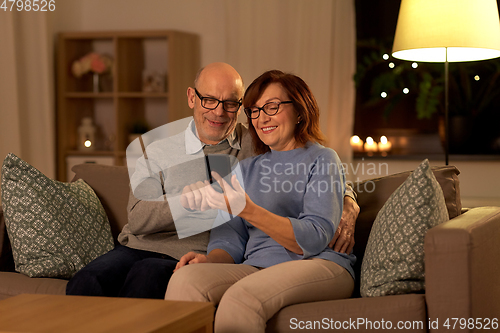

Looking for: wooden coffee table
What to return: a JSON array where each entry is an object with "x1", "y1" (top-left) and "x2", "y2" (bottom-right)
[{"x1": 0, "y1": 294, "x2": 214, "y2": 333}]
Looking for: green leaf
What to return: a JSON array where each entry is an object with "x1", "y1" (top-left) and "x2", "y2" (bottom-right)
[{"x1": 416, "y1": 73, "x2": 443, "y2": 119}]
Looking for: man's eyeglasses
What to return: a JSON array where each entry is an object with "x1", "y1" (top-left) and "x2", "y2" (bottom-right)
[
  {"x1": 244, "y1": 101, "x2": 293, "y2": 119},
  {"x1": 194, "y1": 89, "x2": 242, "y2": 113}
]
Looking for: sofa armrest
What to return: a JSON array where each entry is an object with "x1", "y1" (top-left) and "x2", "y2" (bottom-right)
[{"x1": 425, "y1": 207, "x2": 500, "y2": 330}]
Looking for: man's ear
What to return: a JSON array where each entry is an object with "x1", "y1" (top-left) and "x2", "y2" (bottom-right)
[{"x1": 187, "y1": 87, "x2": 196, "y2": 109}]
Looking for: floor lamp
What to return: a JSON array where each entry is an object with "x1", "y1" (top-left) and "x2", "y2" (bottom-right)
[{"x1": 392, "y1": 0, "x2": 500, "y2": 165}]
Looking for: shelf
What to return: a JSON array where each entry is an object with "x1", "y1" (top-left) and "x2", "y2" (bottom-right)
[
  {"x1": 66, "y1": 150, "x2": 115, "y2": 156},
  {"x1": 116, "y1": 151, "x2": 127, "y2": 158},
  {"x1": 57, "y1": 30, "x2": 200, "y2": 181},
  {"x1": 66, "y1": 92, "x2": 115, "y2": 98},
  {"x1": 118, "y1": 92, "x2": 169, "y2": 98},
  {"x1": 65, "y1": 92, "x2": 169, "y2": 98}
]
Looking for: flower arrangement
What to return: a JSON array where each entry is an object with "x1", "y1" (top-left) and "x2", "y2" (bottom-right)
[{"x1": 71, "y1": 52, "x2": 113, "y2": 78}]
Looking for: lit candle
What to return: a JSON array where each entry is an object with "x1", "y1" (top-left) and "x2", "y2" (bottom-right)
[
  {"x1": 364, "y1": 136, "x2": 378, "y2": 153},
  {"x1": 350, "y1": 135, "x2": 363, "y2": 152},
  {"x1": 378, "y1": 135, "x2": 392, "y2": 152}
]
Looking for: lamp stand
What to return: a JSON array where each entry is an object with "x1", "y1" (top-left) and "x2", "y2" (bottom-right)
[{"x1": 444, "y1": 48, "x2": 449, "y2": 166}]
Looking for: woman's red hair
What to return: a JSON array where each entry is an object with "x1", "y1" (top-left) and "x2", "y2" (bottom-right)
[{"x1": 244, "y1": 70, "x2": 326, "y2": 154}]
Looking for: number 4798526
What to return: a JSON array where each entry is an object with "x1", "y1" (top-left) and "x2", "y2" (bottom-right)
[{"x1": 1, "y1": 0, "x2": 55, "y2": 11}]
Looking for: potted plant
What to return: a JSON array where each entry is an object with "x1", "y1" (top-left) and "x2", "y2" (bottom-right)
[{"x1": 72, "y1": 52, "x2": 113, "y2": 92}]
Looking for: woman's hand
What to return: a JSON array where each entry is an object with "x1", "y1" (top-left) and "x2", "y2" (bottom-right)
[
  {"x1": 174, "y1": 249, "x2": 235, "y2": 272},
  {"x1": 174, "y1": 251, "x2": 211, "y2": 272},
  {"x1": 179, "y1": 172, "x2": 248, "y2": 216},
  {"x1": 204, "y1": 171, "x2": 248, "y2": 216},
  {"x1": 329, "y1": 196, "x2": 359, "y2": 254}
]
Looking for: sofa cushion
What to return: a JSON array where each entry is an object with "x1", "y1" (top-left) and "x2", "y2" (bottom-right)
[
  {"x1": 350, "y1": 164, "x2": 460, "y2": 297},
  {"x1": 360, "y1": 159, "x2": 449, "y2": 297},
  {"x1": 267, "y1": 294, "x2": 427, "y2": 332},
  {"x1": 354, "y1": 165, "x2": 460, "y2": 228},
  {"x1": 0, "y1": 153, "x2": 114, "y2": 279},
  {"x1": 71, "y1": 164, "x2": 130, "y2": 240},
  {"x1": 0, "y1": 271, "x2": 67, "y2": 301}
]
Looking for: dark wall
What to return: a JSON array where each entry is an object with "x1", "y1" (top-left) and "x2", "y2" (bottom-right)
[{"x1": 353, "y1": 0, "x2": 500, "y2": 154}]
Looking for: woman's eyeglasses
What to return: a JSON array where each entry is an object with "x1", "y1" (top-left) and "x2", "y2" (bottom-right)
[{"x1": 244, "y1": 101, "x2": 293, "y2": 119}]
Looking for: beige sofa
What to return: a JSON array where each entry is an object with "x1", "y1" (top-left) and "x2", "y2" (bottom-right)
[{"x1": 1, "y1": 163, "x2": 499, "y2": 332}]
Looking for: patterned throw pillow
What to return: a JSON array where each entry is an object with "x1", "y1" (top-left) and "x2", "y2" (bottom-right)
[
  {"x1": 1, "y1": 153, "x2": 114, "y2": 279},
  {"x1": 360, "y1": 159, "x2": 449, "y2": 297}
]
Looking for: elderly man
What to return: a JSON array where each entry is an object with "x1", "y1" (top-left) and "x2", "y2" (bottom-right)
[{"x1": 66, "y1": 62, "x2": 359, "y2": 299}]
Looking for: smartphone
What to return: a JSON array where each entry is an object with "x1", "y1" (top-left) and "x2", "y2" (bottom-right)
[{"x1": 204, "y1": 154, "x2": 233, "y2": 193}]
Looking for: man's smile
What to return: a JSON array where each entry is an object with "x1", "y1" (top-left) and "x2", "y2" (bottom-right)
[{"x1": 207, "y1": 119, "x2": 226, "y2": 127}]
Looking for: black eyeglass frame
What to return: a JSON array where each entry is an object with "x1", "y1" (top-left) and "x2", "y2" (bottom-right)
[
  {"x1": 194, "y1": 88, "x2": 242, "y2": 113},
  {"x1": 244, "y1": 101, "x2": 293, "y2": 119}
]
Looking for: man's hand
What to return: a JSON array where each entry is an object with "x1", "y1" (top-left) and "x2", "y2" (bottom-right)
[
  {"x1": 180, "y1": 181, "x2": 211, "y2": 211},
  {"x1": 329, "y1": 196, "x2": 360, "y2": 254},
  {"x1": 174, "y1": 251, "x2": 211, "y2": 272},
  {"x1": 179, "y1": 172, "x2": 246, "y2": 216}
]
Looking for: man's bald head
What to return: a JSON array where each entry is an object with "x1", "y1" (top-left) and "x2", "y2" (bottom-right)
[
  {"x1": 187, "y1": 62, "x2": 244, "y2": 145},
  {"x1": 194, "y1": 62, "x2": 244, "y2": 96}
]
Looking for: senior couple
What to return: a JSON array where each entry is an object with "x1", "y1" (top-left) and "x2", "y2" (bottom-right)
[{"x1": 67, "y1": 62, "x2": 359, "y2": 332}]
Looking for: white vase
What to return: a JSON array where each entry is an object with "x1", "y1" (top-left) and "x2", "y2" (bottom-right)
[{"x1": 78, "y1": 117, "x2": 96, "y2": 151}]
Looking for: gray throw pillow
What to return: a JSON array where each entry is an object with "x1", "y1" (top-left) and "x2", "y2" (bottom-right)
[
  {"x1": 360, "y1": 159, "x2": 449, "y2": 297},
  {"x1": 1, "y1": 153, "x2": 114, "y2": 279}
]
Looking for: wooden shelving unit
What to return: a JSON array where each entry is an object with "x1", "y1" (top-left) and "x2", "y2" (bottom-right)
[{"x1": 56, "y1": 30, "x2": 200, "y2": 181}]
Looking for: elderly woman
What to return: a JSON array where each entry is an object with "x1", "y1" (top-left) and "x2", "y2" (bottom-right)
[{"x1": 166, "y1": 70, "x2": 356, "y2": 333}]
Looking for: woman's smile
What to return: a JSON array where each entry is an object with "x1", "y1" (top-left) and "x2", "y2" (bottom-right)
[{"x1": 260, "y1": 126, "x2": 278, "y2": 134}]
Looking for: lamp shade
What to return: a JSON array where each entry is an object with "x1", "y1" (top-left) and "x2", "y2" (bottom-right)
[{"x1": 392, "y1": 0, "x2": 500, "y2": 62}]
